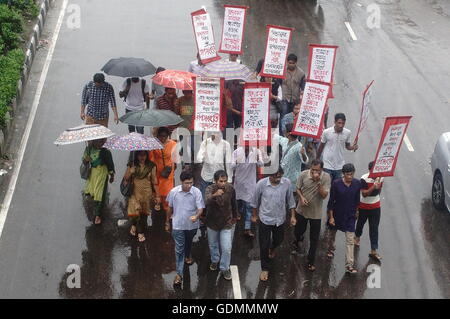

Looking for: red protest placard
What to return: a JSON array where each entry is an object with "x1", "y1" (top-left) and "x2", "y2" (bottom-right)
[
  {"x1": 191, "y1": 9, "x2": 221, "y2": 65},
  {"x1": 260, "y1": 25, "x2": 294, "y2": 79},
  {"x1": 369, "y1": 116, "x2": 412, "y2": 179},
  {"x1": 219, "y1": 5, "x2": 248, "y2": 55},
  {"x1": 241, "y1": 82, "x2": 271, "y2": 146},
  {"x1": 307, "y1": 44, "x2": 338, "y2": 98},
  {"x1": 291, "y1": 80, "x2": 330, "y2": 139},
  {"x1": 193, "y1": 77, "x2": 224, "y2": 132},
  {"x1": 354, "y1": 80, "x2": 374, "y2": 144}
]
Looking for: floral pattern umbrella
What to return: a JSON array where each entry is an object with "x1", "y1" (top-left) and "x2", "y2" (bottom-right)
[
  {"x1": 151, "y1": 70, "x2": 197, "y2": 90},
  {"x1": 54, "y1": 124, "x2": 115, "y2": 145},
  {"x1": 103, "y1": 132, "x2": 163, "y2": 151},
  {"x1": 198, "y1": 60, "x2": 253, "y2": 81}
]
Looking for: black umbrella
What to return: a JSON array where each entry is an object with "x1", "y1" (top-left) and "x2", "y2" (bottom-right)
[{"x1": 101, "y1": 57, "x2": 156, "y2": 77}]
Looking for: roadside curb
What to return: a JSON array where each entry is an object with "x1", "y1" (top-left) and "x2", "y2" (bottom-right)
[{"x1": 1, "y1": 0, "x2": 55, "y2": 155}]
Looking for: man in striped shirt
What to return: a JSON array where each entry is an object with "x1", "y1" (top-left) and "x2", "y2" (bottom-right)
[
  {"x1": 80, "y1": 73, "x2": 118, "y2": 127},
  {"x1": 355, "y1": 161, "x2": 384, "y2": 262}
]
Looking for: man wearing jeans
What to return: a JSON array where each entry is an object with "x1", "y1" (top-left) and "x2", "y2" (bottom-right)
[
  {"x1": 355, "y1": 161, "x2": 384, "y2": 262},
  {"x1": 166, "y1": 171, "x2": 205, "y2": 286},
  {"x1": 205, "y1": 170, "x2": 238, "y2": 280},
  {"x1": 293, "y1": 159, "x2": 331, "y2": 271},
  {"x1": 119, "y1": 77, "x2": 150, "y2": 134},
  {"x1": 327, "y1": 163, "x2": 361, "y2": 274},
  {"x1": 316, "y1": 113, "x2": 358, "y2": 182},
  {"x1": 251, "y1": 168, "x2": 296, "y2": 282},
  {"x1": 231, "y1": 145, "x2": 264, "y2": 237}
]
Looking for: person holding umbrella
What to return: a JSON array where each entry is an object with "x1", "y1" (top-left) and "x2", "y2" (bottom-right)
[
  {"x1": 119, "y1": 77, "x2": 150, "y2": 134},
  {"x1": 82, "y1": 138, "x2": 115, "y2": 225},
  {"x1": 123, "y1": 151, "x2": 161, "y2": 242},
  {"x1": 81, "y1": 73, "x2": 119, "y2": 127}
]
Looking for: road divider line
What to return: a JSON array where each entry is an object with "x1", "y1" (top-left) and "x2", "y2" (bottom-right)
[
  {"x1": 403, "y1": 134, "x2": 415, "y2": 152},
  {"x1": 230, "y1": 265, "x2": 242, "y2": 299},
  {"x1": 344, "y1": 22, "x2": 358, "y2": 40},
  {"x1": 0, "y1": 0, "x2": 68, "y2": 242}
]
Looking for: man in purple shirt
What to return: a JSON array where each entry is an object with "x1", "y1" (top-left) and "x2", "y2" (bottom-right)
[{"x1": 326, "y1": 163, "x2": 361, "y2": 274}]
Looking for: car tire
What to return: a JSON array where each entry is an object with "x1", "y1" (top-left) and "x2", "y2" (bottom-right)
[{"x1": 432, "y1": 172, "x2": 445, "y2": 210}]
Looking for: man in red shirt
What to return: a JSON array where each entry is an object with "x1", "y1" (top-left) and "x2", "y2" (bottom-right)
[{"x1": 355, "y1": 161, "x2": 384, "y2": 262}]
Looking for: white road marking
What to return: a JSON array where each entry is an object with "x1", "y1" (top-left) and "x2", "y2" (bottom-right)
[
  {"x1": 230, "y1": 265, "x2": 242, "y2": 299},
  {"x1": 344, "y1": 22, "x2": 358, "y2": 40},
  {"x1": 403, "y1": 134, "x2": 415, "y2": 152},
  {"x1": 0, "y1": 0, "x2": 69, "y2": 241}
]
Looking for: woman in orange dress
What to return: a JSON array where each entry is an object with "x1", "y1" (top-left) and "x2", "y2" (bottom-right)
[{"x1": 149, "y1": 127, "x2": 178, "y2": 213}]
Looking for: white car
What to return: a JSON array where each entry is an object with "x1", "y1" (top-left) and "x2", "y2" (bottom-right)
[{"x1": 431, "y1": 132, "x2": 450, "y2": 211}]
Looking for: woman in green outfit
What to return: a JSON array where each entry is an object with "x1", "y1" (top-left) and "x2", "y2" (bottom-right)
[{"x1": 82, "y1": 138, "x2": 115, "y2": 224}]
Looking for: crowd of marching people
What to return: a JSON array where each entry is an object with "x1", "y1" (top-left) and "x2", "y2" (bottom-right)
[{"x1": 78, "y1": 52, "x2": 384, "y2": 288}]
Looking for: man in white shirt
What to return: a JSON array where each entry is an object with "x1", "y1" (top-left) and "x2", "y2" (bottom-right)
[
  {"x1": 231, "y1": 145, "x2": 264, "y2": 237},
  {"x1": 316, "y1": 113, "x2": 358, "y2": 182},
  {"x1": 197, "y1": 132, "x2": 232, "y2": 198},
  {"x1": 188, "y1": 53, "x2": 205, "y2": 75},
  {"x1": 119, "y1": 77, "x2": 150, "y2": 134}
]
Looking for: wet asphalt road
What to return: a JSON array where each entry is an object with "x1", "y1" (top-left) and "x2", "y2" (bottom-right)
[{"x1": 0, "y1": 0, "x2": 449, "y2": 299}]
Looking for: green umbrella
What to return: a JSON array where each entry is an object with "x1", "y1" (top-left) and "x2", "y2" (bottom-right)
[{"x1": 119, "y1": 109, "x2": 183, "y2": 127}]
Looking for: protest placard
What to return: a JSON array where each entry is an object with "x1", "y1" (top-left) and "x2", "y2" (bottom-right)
[
  {"x1": 307, "y1": 44, "x2": 338, "y2": 98},
  {"x1": 354, "y1": 80, "x2": 374, "y2": 144},
  {"x1": 191, "y1": 9, "x2": 221, "y2": 64},
  {"x1": 219, "y1": 5, "x2": 248, "y2": 55},
  {"x1": 193, "y1": 77, "x2": 224, "y2": 132},
  {"x1": 292, "y1": 80, "x2": 330, "y2": 139},
  {"x1": 260, "y1": 25, "x2": 293, "y2": 79},
  {"x1": 369, "y1": 116, "x2": 412, "y2": 178},
  {"x1": 241, "y1": 82, "x2": 271, "y2": 146}
]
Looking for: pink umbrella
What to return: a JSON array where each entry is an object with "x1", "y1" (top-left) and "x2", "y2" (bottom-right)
[
  {"x1": 152, "y1": 70, "x2": 197, "y2": 90},
  {"x1": 103, "y1": 132, "x2": 163, "y2": 151}
]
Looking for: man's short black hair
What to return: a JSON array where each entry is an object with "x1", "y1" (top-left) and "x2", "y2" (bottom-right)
[
  {"x1": 335, "y1": 113, "x2": 346, "y2": 122},
  {"x1": 287, "y1": 53, "x2": 298, "y2": 62},
  {"x1": 271, "y1": 167, "x2": 284, "y2": 176},
  {"x1": 214, "y1": 170, "x2": 228, "y2": 181},
  {"x1": 180, "y1": 171, "x2": 194, "y2": 182},
  {"x1": 368, "y1": 161, "x2": 375, "y2": 171},
  {"x1": 285, "y1": 123, "x2": 294, "y2": 135},
  {"x1": 342, "y1": 163, "x2": 356, "y2": 173},
  {"x1": 310, "y1": 159, "x2": 324, "y2": 168},
  {"x1": 157, "y1": 127, "x2": 170, "y2": 136},
  {"x1": 93, "y1": 73, "x2": 105, "y2": 83}
]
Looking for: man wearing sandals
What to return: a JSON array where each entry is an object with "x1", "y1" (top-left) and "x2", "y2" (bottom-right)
[
  {"x1": 251, "y1": 168, "x2": 297, "y2": 281},
  {"x1": 166, "y1": 171, "x2": 205, "y2": 286},
  {"x1": 293, "y1": 159, "x2": 331, "y2": 271},
  {"x1": 355, "y1": 161, "x2": 384, "y2": 262},
  {"x1": 327, "y1": 163, "x2": 361, "y2": 274}
]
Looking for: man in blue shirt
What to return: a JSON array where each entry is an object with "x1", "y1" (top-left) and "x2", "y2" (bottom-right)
[
  {"x1": 81, "y1": 73, "x2": 119, "y2": 127},
  {"x1": 327, "y1": 163, "x2": 361, "y2": 274},
  {"x1": 166, "y1": 171, "x2": 205, "y2": 286},
  {"x1": 251, "y1": 168, "x2": 297, "y2": 282}
]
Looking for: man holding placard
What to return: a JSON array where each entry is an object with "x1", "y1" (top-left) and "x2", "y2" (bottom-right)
[
  {"x1": 316, "y1": 113, "x2": 358, "y2": 182},
  {"x1": 280, "y1": 54, "x2": 305, "y2": 134}
]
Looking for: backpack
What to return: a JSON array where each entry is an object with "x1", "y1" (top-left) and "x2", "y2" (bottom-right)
[{"x1": 119, "y1": 78, "x2": 149, "y2": 105}]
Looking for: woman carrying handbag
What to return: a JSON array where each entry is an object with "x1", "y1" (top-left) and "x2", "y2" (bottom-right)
[{"x1": 123, "y1": 151, "x2": 160, "y2": 242}]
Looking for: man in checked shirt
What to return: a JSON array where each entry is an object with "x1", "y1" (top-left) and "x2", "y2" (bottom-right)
[{"x1": 80, "y1": 73, "x2": 119, "y2": 127}]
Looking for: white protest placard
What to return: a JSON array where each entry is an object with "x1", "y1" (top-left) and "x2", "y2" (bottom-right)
[
  {"x1": 260, "y1": 25, "x2": 294, "y2": 79},
  {"x1": 241, "y1": 82, "x2": 271, "y2": 145},
  {"x1": 369, "y1": 116, "x2": 412, "y2": 178},
  {"x1": 292, "y1": 81, "x2": 330, "y2": 139},
  {"x1": 193, "y1": 77, "x2": 223, "y2": 132},
  {"x1": 307, "y1": 44, "x2": 338, "y2": 83},
  {"x1": 191, "y1": 9, "x2": 221, "y2": 64},
  {"x1": 219, "y1": 5, "x2": 248, "y2": 55},
  {"x1": 354, "y1": 80, "x2": 374, "y2": 144}
]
